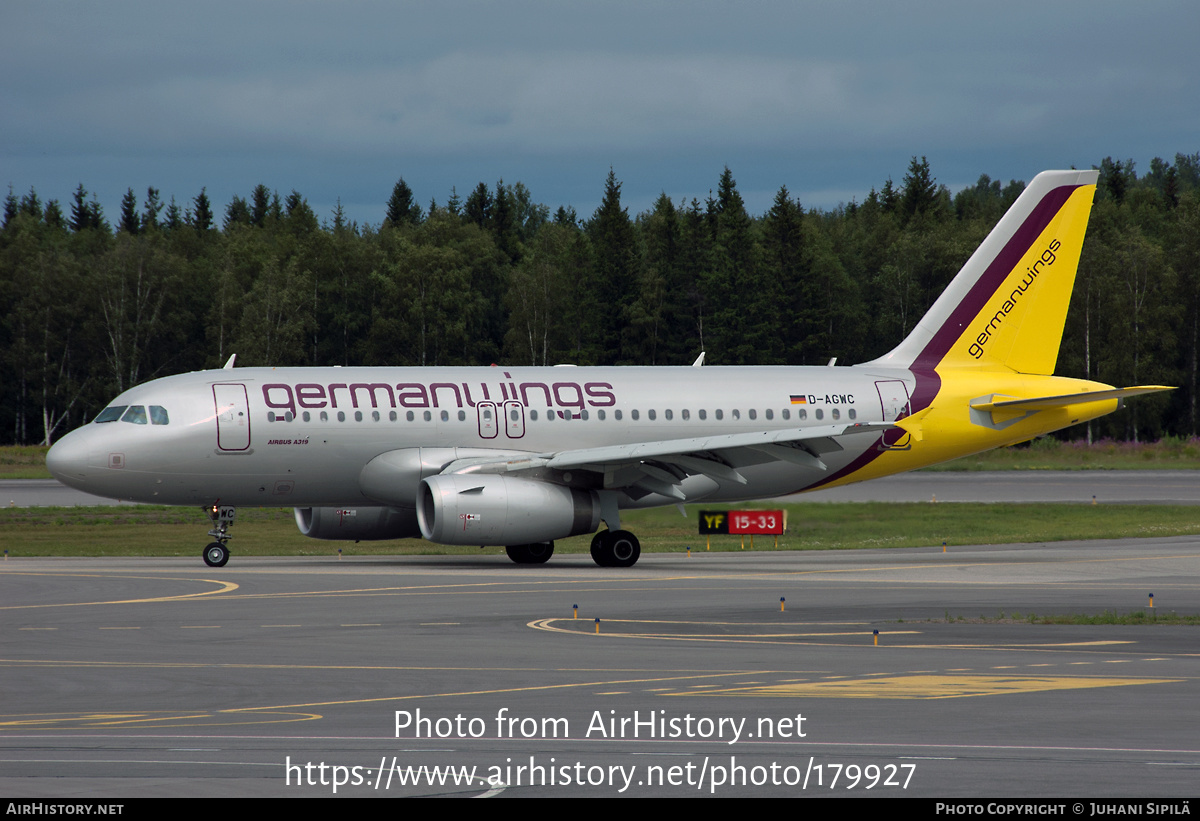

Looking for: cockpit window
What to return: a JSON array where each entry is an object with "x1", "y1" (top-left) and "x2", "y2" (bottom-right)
[
  {"x1": 95, "y1": 405, "x2": 128, "y2": 423},
  {"x1": 150, "y1": 405, "x2": 169, "y2": 425},
  {"x1": 120, "y1": 405, "x2": 148, "y2": 425}
]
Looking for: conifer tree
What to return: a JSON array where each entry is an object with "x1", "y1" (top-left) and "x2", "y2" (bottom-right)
[
  {"x1": 118, "y1": 188, "x2": 140, "y2": 234},
  {"x1": 385, "y1": 178, "x2": 422, "y2": 226}
]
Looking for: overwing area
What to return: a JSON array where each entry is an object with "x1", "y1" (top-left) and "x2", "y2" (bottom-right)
[{"x1": 438, "y1": 422, "x2": 895, "y2": 502}]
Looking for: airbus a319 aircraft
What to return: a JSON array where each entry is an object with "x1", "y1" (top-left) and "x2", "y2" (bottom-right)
[{"x1": 47, "y1": 170, "x2": 1169, "y2": 568}]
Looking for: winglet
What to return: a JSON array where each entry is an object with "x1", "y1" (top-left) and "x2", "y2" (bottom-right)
[
  {"x1": 864, "y1": 170, "x2": 1099, "y2": 375},
  {"x1": 223, "y1": 354, "x2": 238, "y2": 370}
]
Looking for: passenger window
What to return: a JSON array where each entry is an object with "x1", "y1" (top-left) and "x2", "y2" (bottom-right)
[
  {"x1": 372, "y1": 411, "x2": 381, "y2": 422},
  {"x1": 733, "y1": 409, "x2": 741, "y2": 420},
  {"x1": 765, "y1": 409, "x2": 773, "y2": 421},
  {"x1": 390, "y1": 411, "x2": 397, "y2": 422},
  {"x1": 681, "y1": 409, "x2": 689, "y2": 420},
  {"x1": 648, "y1": 409, "x2": 656, "y2": 421},
  {"x1": 302, "y1": 411, "x2": 311, "y2": 422},
  {"x1": 150, "y1": 406, "x2": 169, "y2": 425},
  {"x1": 614, "y1": 409, "x2": 623, "y2": 421},
  {"x1": 531, "y1": 410, "x2": 539, "y2": 421},
  {"x1": 598, "y1": 410, "x2": 605, "y2": 420},
  {"x1": 631, "y1": 410, "x2": 640, "y2": 420},
  {"x1": 355, "y1": 411, "x2": 363, "y2": 422},
  {"x1": 95, "y1": 405, "x2": 128, "y2": 423},
  {"x1": 849, "y1": 408, "x2": 857, "y2": 420},
  {"x1": 338, "y1": 411, "x2": 346, "y2": 422},
  {"x1": 798, "y1": 409, "x2": 807, "y2": 420},
  {"x1": 782, "y1": 409, "x2": 790, "y2": 420},
  {"x1": 321, "y1": 411, "x2": 329, "y2": 422},
  {"x1": 423, "y1": 411, "x2": 432, "y2": 422},
  {"x1": 832, "y1": 408, "x2": 840, "y2": 420},
  {"x1": 815, "y1": 409, "x2": 824, "y2": 420},
  {"x1": 121, "y1": 405, "x2": 148, "y2": 425},
  {"x1": 716, "y1": 409, "x2": 723, "y2": 420},
  {"x1": 440, "y1": 410, "x2": 449, "y2": 422},
  {"x1": 458, "y1": 410, "x2": 466, "y2": 421},
  {"x1": 748, "y1": 409, "x2": 757, "y2": 420},
  {"x1": 406, "y1": 411, "x2": 414, "y2": 422}
]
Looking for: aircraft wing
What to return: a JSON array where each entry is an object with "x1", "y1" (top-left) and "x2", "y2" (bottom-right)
[{"x1": 439, "y1": 422, "x2": 894, "y2": 501}]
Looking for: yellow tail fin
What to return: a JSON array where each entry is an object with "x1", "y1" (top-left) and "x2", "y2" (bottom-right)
[{"x1": 866, "y1": 170, "x2": 1098, "y2": 375}]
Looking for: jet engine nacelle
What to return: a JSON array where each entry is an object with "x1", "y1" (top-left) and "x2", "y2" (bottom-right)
[
  {"x1": 417, "y1": 474, "x2": 600, "y2": 546},
  {"x1": 359, "y1": 447, "x2": 530, "y2": 507},
  {"x1": 294, "y1": 506, "x2": 421, "y2": 541}
]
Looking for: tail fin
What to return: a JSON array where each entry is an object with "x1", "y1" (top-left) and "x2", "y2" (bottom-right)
[{"x1": 866, "y1": 169, "x2": 1099, "y2": 375}]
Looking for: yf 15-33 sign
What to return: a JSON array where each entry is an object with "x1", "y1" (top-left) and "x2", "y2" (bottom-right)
[{"x1": 699, "y1": 510, "x2": 785, "y2": 535}]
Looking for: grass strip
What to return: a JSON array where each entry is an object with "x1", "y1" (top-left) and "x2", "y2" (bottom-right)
[
  {"x1": 934, "y1": 610, "x2": 1200, "y2": 625},
  {"x1": 4, "y1": 502, "x2": 1200, "y2": 558}
]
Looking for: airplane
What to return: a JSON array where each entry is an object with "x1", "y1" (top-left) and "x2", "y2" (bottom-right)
[{"x1": 46, "y1": 169, "x2": 1170, "y2": 568}]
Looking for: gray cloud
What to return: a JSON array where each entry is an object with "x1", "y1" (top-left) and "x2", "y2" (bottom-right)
[{"x1": 3, "y1": 0, "x2": 1196, "y2": 223}]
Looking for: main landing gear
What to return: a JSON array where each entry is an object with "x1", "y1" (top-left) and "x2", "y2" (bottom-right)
[
  {"x1": 505, "y1": 542, "x2": 555, "y2": 564},
  {"x1": 590, "y1": 529, "x2": 641, "y2": 568},
  {"x1": 203, "y1": 504, "x2": 235, "y2": 567}
]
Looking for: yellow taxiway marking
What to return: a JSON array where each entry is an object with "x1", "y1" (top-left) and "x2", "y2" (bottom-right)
[
  {"x1": 0, "y1": 574, "x2": 239, "y2": 609},
  {"x1": 0, "y1": 710, "x2": 322, "y2": 731},
  {"x1": 684, "y1": 674, "x2": 1182, "y2": 700},
  {"x1": 529, "y1": 617, "x2": 919, "y2": 642},
  {"x1": 0, "y1": 661, "x2": 775, "y2": 716}
]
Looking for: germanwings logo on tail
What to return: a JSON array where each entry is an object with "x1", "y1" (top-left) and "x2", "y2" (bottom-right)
[
  {"x1": 967, "y1": 237, "x2": 1061, "y2": 360},
  {"x1": 863, "y1": 170, "x2": 1098, "y2": 379}
]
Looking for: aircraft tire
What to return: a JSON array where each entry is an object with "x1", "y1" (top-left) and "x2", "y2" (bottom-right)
[
  {"x1": 203, "y1": 542, "x2": 229, "y2": 568},
  {"x1": 607, "y1": 530, "x2": 641, "y2": 568},
  {"x1": 506, "y1": 543, "x2": 555, "y2": 564},
  {"x1": 526, "y1": 541, "x2": 554, "y2": 564},
  {"x1": 590, "y1": 531, "x2": 613, "y2": 567}
]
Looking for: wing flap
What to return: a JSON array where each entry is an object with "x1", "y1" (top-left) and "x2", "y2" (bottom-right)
[
  {"x1": 544, "y1": 422, "x2": 890, "y2": 470},
  {"x1": 438, "y1": 422, "x2": 893, "y2": 499}
]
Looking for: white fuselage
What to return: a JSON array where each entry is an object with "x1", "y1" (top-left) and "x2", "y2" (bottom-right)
[{"x1": 47, "y1": 364, "x2": 913, "y2": 510}]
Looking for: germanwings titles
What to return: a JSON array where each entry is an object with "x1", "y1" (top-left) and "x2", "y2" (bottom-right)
[{"x1": 46, "y1": 170, "x2": 1169, "y2": 567}]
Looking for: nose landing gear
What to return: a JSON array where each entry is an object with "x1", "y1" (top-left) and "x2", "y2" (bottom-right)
[{"x1": 202, "y1": 504, "x2": 235, "y2": 567}]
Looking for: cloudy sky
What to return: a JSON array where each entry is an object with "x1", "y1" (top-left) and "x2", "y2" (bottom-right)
[{"x1": 3, "y1": 1, "x2": 1197, "y2": 227}]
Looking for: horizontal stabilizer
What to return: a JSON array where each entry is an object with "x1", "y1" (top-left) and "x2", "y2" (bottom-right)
[{"x1": 970, "y1": 386, "x2": 1174, "y2": 412}]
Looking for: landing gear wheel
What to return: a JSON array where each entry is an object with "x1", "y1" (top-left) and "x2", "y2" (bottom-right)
[
  {"x1": 203, "y1": 505, "x2": 235, "y2": 567},
  {"x1": 506, "y1": 542, "x2": 555, "y2": 564},
  {"x1": 590, "y1": 531, "x2": 612, "y2": 567},
  {"x1": 525, "y1": 541, "x2": 554, "y2": 564},
  {"x1": 607, "y1": 530, "x2": 641, "y2": 568},
  {"x1": 590, "y1": 530, "x2": 641, "y2": 568},
  {"x1": 203, "y1": 542, "x2": 229, "y2": 567}
]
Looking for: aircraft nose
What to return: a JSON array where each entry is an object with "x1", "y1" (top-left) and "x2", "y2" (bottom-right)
[{"x1": 46, "y1": 429, "x2": 93, "y2": 487}]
